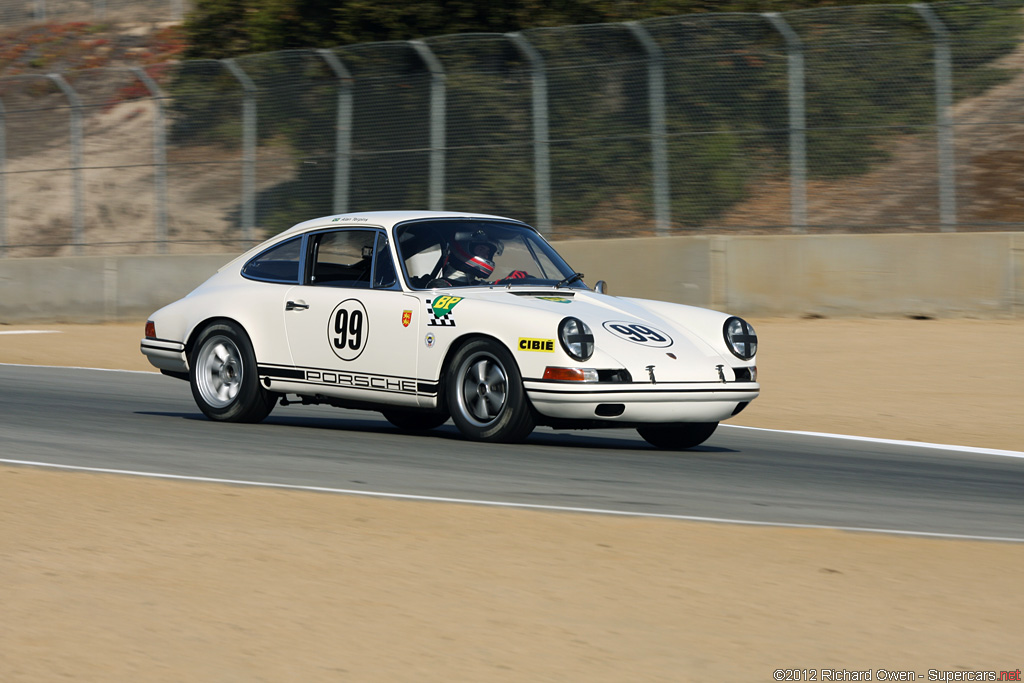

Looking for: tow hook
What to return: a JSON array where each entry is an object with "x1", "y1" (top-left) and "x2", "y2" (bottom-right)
[{"x1": 716, "y1": 365, "x2": 726, "y2": 383}]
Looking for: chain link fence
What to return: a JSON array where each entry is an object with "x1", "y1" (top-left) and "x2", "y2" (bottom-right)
[{"x1": 0, "y1": 0, "x2": 1022, "y2": 257}]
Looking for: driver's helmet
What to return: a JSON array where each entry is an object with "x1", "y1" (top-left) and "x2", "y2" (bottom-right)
[{"x1": 447, "y1": 230, "x2": 500, "y2": 281}]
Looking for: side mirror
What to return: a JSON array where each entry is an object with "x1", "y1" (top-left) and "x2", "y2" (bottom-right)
[{"x1": 595, "y1": 280, "x2": 608, "y2": 294}]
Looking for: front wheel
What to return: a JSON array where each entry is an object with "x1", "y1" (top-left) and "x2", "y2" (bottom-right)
[
  {"x1": 446, "y1": 339, "x2": 535, "y2": 443},
  {"x1": 637, "y1": 422, "x2": 718, "y2": 450},
  {"x1": 189, "y1": 321, "x2": 275, "y2": 423}
]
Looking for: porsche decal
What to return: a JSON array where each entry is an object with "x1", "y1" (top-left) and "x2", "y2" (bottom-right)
[
  {"x1": 259, "y1": 364, "x2": 418, "y2": 395},
  {"x1": 306, "y1": 370, "x2": 416, "y2": 394}
]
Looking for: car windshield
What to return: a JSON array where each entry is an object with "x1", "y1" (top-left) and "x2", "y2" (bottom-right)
[{"x1": 396, "y1": 219, "x2": 583, "y2": 290}]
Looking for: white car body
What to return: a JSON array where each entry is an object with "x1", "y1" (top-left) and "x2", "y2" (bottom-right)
[{"x1": 141, "y1": 211, "x2": 759, "y2": 448}]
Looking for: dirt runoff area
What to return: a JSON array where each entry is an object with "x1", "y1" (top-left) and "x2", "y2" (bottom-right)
[{"x1": 1, "y1": 318, "x2": 1022, "y2": 681}]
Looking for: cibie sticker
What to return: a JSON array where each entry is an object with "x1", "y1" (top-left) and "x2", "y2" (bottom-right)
[
  {"x1": 518, "y1": 338, "x2": 555, "y2": 352},
  {"x1": 329, "y1": 299, "x2": 369, "y2": 361},
  {"x1": 602, "y1": 320, "x2": 673, "y2": 348},
  {"x1": 427, "y1": 295, "x2": 462, "y2": 327}
]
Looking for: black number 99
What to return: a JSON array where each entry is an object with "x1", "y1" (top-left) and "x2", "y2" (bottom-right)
[
  {"x1": 610, "y1": 323, "x2": 666, "y2": 344},
  {"x1": 334, "y1": 308, "x2": 363, "y2": 350}
]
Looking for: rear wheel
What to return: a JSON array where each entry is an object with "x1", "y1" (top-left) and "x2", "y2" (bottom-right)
[
  {"x1": 381, "y1": 409, "x2": 449, "y2": 432},
  {"x1": 446, "y1": 339, "x2": 535, "y2": 443},
  {"x1": 190, "y1": 321, "x2": 275, "y2": 423},
  {"x1": 637, "y1": 422, "x2": 718, "y2": 450}
]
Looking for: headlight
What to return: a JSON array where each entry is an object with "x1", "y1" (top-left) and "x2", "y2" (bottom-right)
[
  {"x1": 723, "y1": 317, "x2": 757, "y2": 360},
  {"x1": 558, "y1": 317, "x2": 594, "y2": 361}
]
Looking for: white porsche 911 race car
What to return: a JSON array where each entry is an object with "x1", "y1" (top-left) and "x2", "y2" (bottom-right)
[{"x1": 141, "y1": 211, "x2": 759, "y2": 449}]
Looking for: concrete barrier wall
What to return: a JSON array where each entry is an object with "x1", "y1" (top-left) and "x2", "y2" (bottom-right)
[
  {"x1": 1, "y1": 233, "x2": 1021, "y2": 323},
  {"x1": 0, "y1": 254, "x2": 230, "y2": 323},
  {"x1": 557, "y1": 232, "x2": 1024, "y2": 318}
]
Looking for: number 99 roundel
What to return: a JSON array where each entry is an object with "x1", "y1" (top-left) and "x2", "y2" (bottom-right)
[
  {"x1": 329, "y1": 299, "x2": 369, "y2": 361},
  {"x1": 601, "y1": 320, "x2": 673, "y2": 348}
]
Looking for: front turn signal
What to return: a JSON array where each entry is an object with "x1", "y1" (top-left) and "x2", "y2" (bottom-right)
[{"x1": 542, "y1": 367, "x2": 599, "y2": 382}]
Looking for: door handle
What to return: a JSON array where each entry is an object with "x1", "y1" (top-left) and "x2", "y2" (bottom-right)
[{"x1": 285, "y1": 300, "x2": 309, "y2": 311}]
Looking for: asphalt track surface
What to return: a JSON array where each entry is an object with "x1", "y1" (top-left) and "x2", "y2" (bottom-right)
[{"x1": 2, "y1": 364, "x2": 1022, "y2": 541}]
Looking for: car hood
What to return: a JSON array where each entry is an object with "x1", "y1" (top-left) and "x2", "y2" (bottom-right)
[{"x1": 452, "y1": 287, "x2": 741, "y2": 383}]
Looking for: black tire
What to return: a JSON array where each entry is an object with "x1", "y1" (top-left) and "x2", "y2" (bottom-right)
[
  {"x1": 189, "y1": 321, "x2": 275, "y2": 423},
  {"x1": 446, "y1": 338, "x2": 535, "y2": 443},
  {"x1": 637, "y1": 422, "x2": 718, "y2": 450},
  {"x1": 381, "y1": 409, "x2": 449, "y2": 432}
]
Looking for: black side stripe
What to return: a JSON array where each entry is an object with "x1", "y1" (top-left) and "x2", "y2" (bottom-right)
[
  {"x1": 258, "y1": 365, "x2": 440, "y2": 394},
  {"x1": 258, "y1": 366, "x2": 306, "y2": 380}
]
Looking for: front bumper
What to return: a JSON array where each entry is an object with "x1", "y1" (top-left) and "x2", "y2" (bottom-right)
[
  {"x1": 524, "y1": 380, "x2": 760, "y2": 423},
  {"x1": 140, "y1": 338, "x2": 188, "y2": 373}
]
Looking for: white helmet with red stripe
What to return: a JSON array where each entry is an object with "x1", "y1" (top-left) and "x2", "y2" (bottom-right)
[{"x1": 448, "y1": 230, "x2": 498, "y2": 281}]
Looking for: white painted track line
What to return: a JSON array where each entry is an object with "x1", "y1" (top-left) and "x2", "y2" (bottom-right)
[
  {"x1": 0, "y1": 330, "x2": 62, "y2": 335},
  {"x1": 0, "y1": 362, "x2": 156, "y2": 374},
  {"x1": 1, "y1": 458, "x2": 1022, "y2": 543},
  {"x1": 721, "y1": 424, "x2": 1024, "y2": 459}
]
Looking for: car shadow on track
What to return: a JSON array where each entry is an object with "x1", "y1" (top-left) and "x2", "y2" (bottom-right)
[{"x1": 134, "y1": 410, "x2": 738, "y2": 454}]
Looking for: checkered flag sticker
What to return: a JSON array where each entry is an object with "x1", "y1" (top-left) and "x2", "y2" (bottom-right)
[{"x1": 426, "y1": 298, "x2": 457, "y2": 327}]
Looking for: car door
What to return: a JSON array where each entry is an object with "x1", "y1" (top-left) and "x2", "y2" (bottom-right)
[
  {"x1": 236, "y1": 233, "x2": 305, "y2": 368},
  {"x1": 281, "y1": 228, "x2": 422, "y2": 407}
]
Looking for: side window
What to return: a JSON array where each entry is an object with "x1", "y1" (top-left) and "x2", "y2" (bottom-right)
[
  {"x1": 373, "y1": 235, "x2": 397, "y2": 288},
  {"x1": 310, "y1": 230, "x2": 377, "y2": 288},
  {"x1": 241, "y1": 236, "x2": 302, "y2": 283}
]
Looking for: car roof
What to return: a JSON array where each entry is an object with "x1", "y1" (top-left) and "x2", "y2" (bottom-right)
[
  {"x1": 220, "y1": 210, "x2": 534, "y2": 274},
  {"x1": 280, "y1": 210, "x2": 525, "y2": 236}
]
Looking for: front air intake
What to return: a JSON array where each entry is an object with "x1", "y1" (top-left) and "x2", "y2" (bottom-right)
[{"x1": 733, "y1": 367, "x2": 756, "y2": 382}]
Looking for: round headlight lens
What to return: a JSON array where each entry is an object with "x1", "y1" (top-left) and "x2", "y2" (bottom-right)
[
  {"x1": 723, "y1": 317, "x2": 757, "y2": 360},
  {"x1": 558, "y1": 317, "x2": 595, "y2": 361}
]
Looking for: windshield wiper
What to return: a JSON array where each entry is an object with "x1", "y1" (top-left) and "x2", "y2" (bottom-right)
[{"x1": 554, "y1": 272, "x2": 583, "y2": 289}]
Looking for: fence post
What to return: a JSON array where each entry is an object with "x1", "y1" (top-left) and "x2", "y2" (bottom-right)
[
  {"x1": 318, "y1": 49, "x2": 354, "y2": 215},
  {"x1": 132, "y1": 67, "x2": 169, "y2": 253},
  {"x1": 913, "y1": 3, "x2": 957, "y2": 232},
  {"x1": 47, "y1": 74, "x2": 85, "y2": 255},
  {"x1": 506, "y1": 32, "x2": 551, "y2": 235},
  {"x1": 409, "y1": 41, "x2": 446, "y2": 211},
  {"x1": 626, "y1": 21, "x2": 671, "y2": 237},
  {"x1": 764, "y1": 12, "x2": 807, "y2": 234},
  {"x1": 223, "y1": 59, "x2": 257, "y2": 246}
]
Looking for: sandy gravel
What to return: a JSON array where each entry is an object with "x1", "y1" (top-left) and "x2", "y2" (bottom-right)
[{"x1": 1, "y1": 318, "x2": 1022, "y2": 681}]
